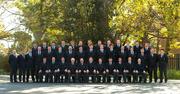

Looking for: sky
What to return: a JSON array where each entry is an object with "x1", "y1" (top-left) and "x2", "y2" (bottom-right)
[{"x1": 0, "y1": 1, "x2": 23, "y2": 48}]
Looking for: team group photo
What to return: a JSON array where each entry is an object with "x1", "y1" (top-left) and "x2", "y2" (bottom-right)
[
  {"x1": 0, "y1": 0, "x2": 180, "y2": 94},
  {"x1": 9, "y1": 40, "x2": 168, "y2": 84}
]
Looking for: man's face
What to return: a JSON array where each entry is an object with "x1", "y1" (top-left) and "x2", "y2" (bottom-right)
[
  {"x1": 136, "y1": 42, "x2": 139, "y2": 46},
  {"x1": 43, "y1": 43, "x2": 46, "y2": 47},
  {"x1": 61, "y1": 57, "x2": 65, "y2": 62},
  {"x1": 89, "y1": 58, "x2": 93, "y2": 63},
  {"x1": 52, "y1": 57, "x2": 56, "y2": 62},
  {"x1": 116, "y1": 40, "x2": 120, "y2": 44},
  {"x1": 38, "y1": 47, "x2": 41, "y2": 51},
  {"x1": 80, "y1": 58, "x2": 84, "y2": 63},
  {"x1": 58, "y1": 47, "x2": 62, "y2": 51},
  {"x1": 12, "y1": 50, "x2": 16, "y2": 55},
  {"x1": 138, "y1": 59, "x2": 141, "y2": 64},
  {"x1": 108, "y1": 59, "x2": 113, "y2": 63},
  {"x1": 43, "y1": 58, "x2": 47, "y2": 63},
  {"x1": 98, "y1": 59, "x2": 102, "y2": 64},
  {"x1": 61, "y1": 41, "x2": 65, "y2": 45},
  {"x1": 151, "y1": 48, "x2": 154, "y2": 53},
  {"x1": 160, "y1": 50, "x2": 164, "y2": 55},
  {"x1": 71, "y1": 58, "x2": 75, "y2": 63},
  {"x1": 79, "y1": 41, "x2": 83, "y2": 46},
  {"x1": 118, "y1": 58, "x2": 122, "y2": 62},
  {"x1": 48, "y1": 47, "x2": 51, "y2": 51},
  {"x1": 33, "y1": 44, "x2": 37, "y2": 48}
]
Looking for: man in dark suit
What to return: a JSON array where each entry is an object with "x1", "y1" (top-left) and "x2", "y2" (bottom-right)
[
  {"x1": 61, "y1": 41, "x2": 67, "y2": 51},
  {"x1": 49, "y1": 57, "x2": 57, "y2": 83},
  {"x1": 87, "y1": 57, "x2": 96, "y2": 83},
  {"x1": 68, "y1": 58, "x2": 77, "y2": 83},
  {"x1": 96, "y1": 58, "x2": 105, "y2": 83},
  {"x1": 105, "y1": 58, "x2": 115, "y2": 83},
  {"x1": 114, "y1": 57, "x2": 124, "y2": 83},
  {"x1": 97, "y1": 44, "x2": 107, "y2": 62},
  {"x1": 31, "y1": 43, "x2": 38, "y2": 82},
  {"x1": 65, "y1": 46, "x2": 76, "y2": 63},
  {"x1": 148, "y1": 48, "x2": 158, "y2": 83},
  {"x1": 136, "y1": 58, "x2": 147, "y2": 83},
  {"x1": 25, "y1": 50, "x2": 33, "y2": 82},
  {"x1": 56, "y1": 46, "x2": 65, "y2": 62},
  {"x1": 17, "y1": 53, "x2": 26, "y2": 82},
  {"x1": 86, "y1": 44, "x2": 96, "y2": 61},
  {"x1": 144, "y1": 43, "x2": 151, "y2": 56},
  {"x1": 114, "y1": 39, "x2": 121, "y2": 54},
  {"x1": 42, "y1": 42, "x2": 47, "y2": 57},
  {"x1": 51, "y1": 42, "x2": 57, "y2": 57},
  {"x1": 137, "y1": 48, "x2": 148, "y2": 71},
  {"x1": 117, "y1": 46, "x2": 127, "y2": 63},
  {"x1": 158, "y1": 49, "x2": 168, "y2": 83},
  {"x1": 76, "y1": 46, "x2": 86, "y2": 62},
  {"x1": 34, "y1": 46, "x2": 43, "y2": 82},
  {"x1": 107, "y1": 44, "x2": 116, "y2": 60},
  {"x1": 133, "y1": 41, "x2": 142, "y2": 56},
  {"x1": 38, "y1": 57, "x2": 49, "y2": 82},
  {"x1": 59, "y1": 57, "x2": 67, "y2": 83},
  {"x1": 123, "y1": 57, "x2": 134, "y2": 83},
  {"x1": 77, "y1": 58, "x2": 87, "y2": 83},
  {"x1": 8, "y1": 50, "x2": 18, "y2": 83}
]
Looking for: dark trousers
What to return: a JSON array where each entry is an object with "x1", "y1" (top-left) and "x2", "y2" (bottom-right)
[
  {"x1": 10, "y1": 68, "x2": 17, "y2": 82},
  {"x1": 54, "y1": 72, "x2": 60, "y2": 83},
  {"x1": 159, "y1": 67, "x2": 167, "y2": 83},
  {"x1": 26, "y1": 68, "x2": 33, "y2": 82},
  {"x1": 133, "y1": 73, "x2": 138, "y2": 83},
  {"x1": 149, "y1": 67, "x2": 157, "y2": 83},
  {"x1": 19, "y1": 69, "x2": 25, "y2": 82},
  {"x1": 39, "y1": 72, "x2": 49, "y2": 82},
  {"x1": 31, "y1": 66, "x2": 36, "y2": 82},
  {"x1": 123, "y1": 73, "x2": 131, "y2": 83},
  {"x1": 138, "y1": 73, "x2": 147, "y2": 83}
]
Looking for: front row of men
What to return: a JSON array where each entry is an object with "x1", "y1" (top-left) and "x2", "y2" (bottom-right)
[{"x1": 36, "y1": 57, "x2": 147, "y2": 83}]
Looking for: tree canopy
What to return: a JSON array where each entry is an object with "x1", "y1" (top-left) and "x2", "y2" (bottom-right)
[{"x1": 0, "y1": 0, "x2": 179, "y2": 54}]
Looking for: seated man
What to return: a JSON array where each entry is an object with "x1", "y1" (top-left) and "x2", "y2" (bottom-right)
[
  {"x1": 105, "y1": 58, "x2": 115, "y2": 83},
  {"x1": 68, "y1": 58, "x2": 77, "y2": 83},
  {"x1": 87, "y1": 57, "x2": 96, "y2": 83},
  {"x1": 49, "y1": 57, "x2": 57, "y2": 83},
  {"x1": 96, "y1": 58, "x2": 105, "y2": 83},
  {"x1": 77, "y1": 58, "x2": 87, "y2": 83},
  {"x1": 136, "y1": 58, "x2": 147, "y2": 83},
  {"x1": 114, "y1": 57, "x2": 124, "y2": 83},
  {"x1": 123, "y1": 57, "x2": 134, "y2": 83},
  {"x1": 38, "y1": 58, "x2": 49, "y2": 83},
  {"x1": 59, "y1": 57, "x2": 67, "y2": 83}
]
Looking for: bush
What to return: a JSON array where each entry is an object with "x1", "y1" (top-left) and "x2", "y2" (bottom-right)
[{"x1": 168, "y1": 69, "x2": 180, "y2": 79}]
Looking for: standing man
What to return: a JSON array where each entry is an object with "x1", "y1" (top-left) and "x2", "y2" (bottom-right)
[
  {"x1": 17, "y1": 53, "x2": 26, "y2": 82},
  {"x1": 158, "y1": 49, "x2": 168, "y2": 83},
  {"x1": 8, "y1": 50, "x2": 18, "y2": 83},
  {"x1": 31, "y1": 43, "x2": 38, "y2": 82},
  {"x1": 25, "y1": 50, "x2": 33, "y2": 82},
  {"x1": 35, "y1": 46, "x2": 43, "y2": 82},
  {"x1": 148, "y1": 48, "x2": 158, "y2": 83}
]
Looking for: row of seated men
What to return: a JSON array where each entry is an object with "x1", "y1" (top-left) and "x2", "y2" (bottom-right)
[
  {"x1": 37, "y1": 57, "x2": 147, "y2": 83},
  {"x1": 8, "y1": 40, "x2": 168, "y2": 83}
]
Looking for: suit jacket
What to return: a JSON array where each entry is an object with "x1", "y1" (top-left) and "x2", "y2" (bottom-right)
[
  {"x1": 17, "y1": 54, "x2": 26, "y2": 70},
  {"x1": 158, "y1": 54, "x2": 168, "y2": 69},
  {"x1": 8, "y1": 54, "x2": 18, "y2": 69}
]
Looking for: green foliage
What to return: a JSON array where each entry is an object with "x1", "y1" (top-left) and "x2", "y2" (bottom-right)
[
  {"x1": 168, "y1": 69, "x2": 180, "y2": 79},
  {"x1": 11, "y1": 31, "x2": 32, "y2": 53}
]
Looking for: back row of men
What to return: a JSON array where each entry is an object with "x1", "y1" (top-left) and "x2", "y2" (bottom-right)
[{"x1": 9, "y1": 40, "x2": 168, "y2": 83}]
